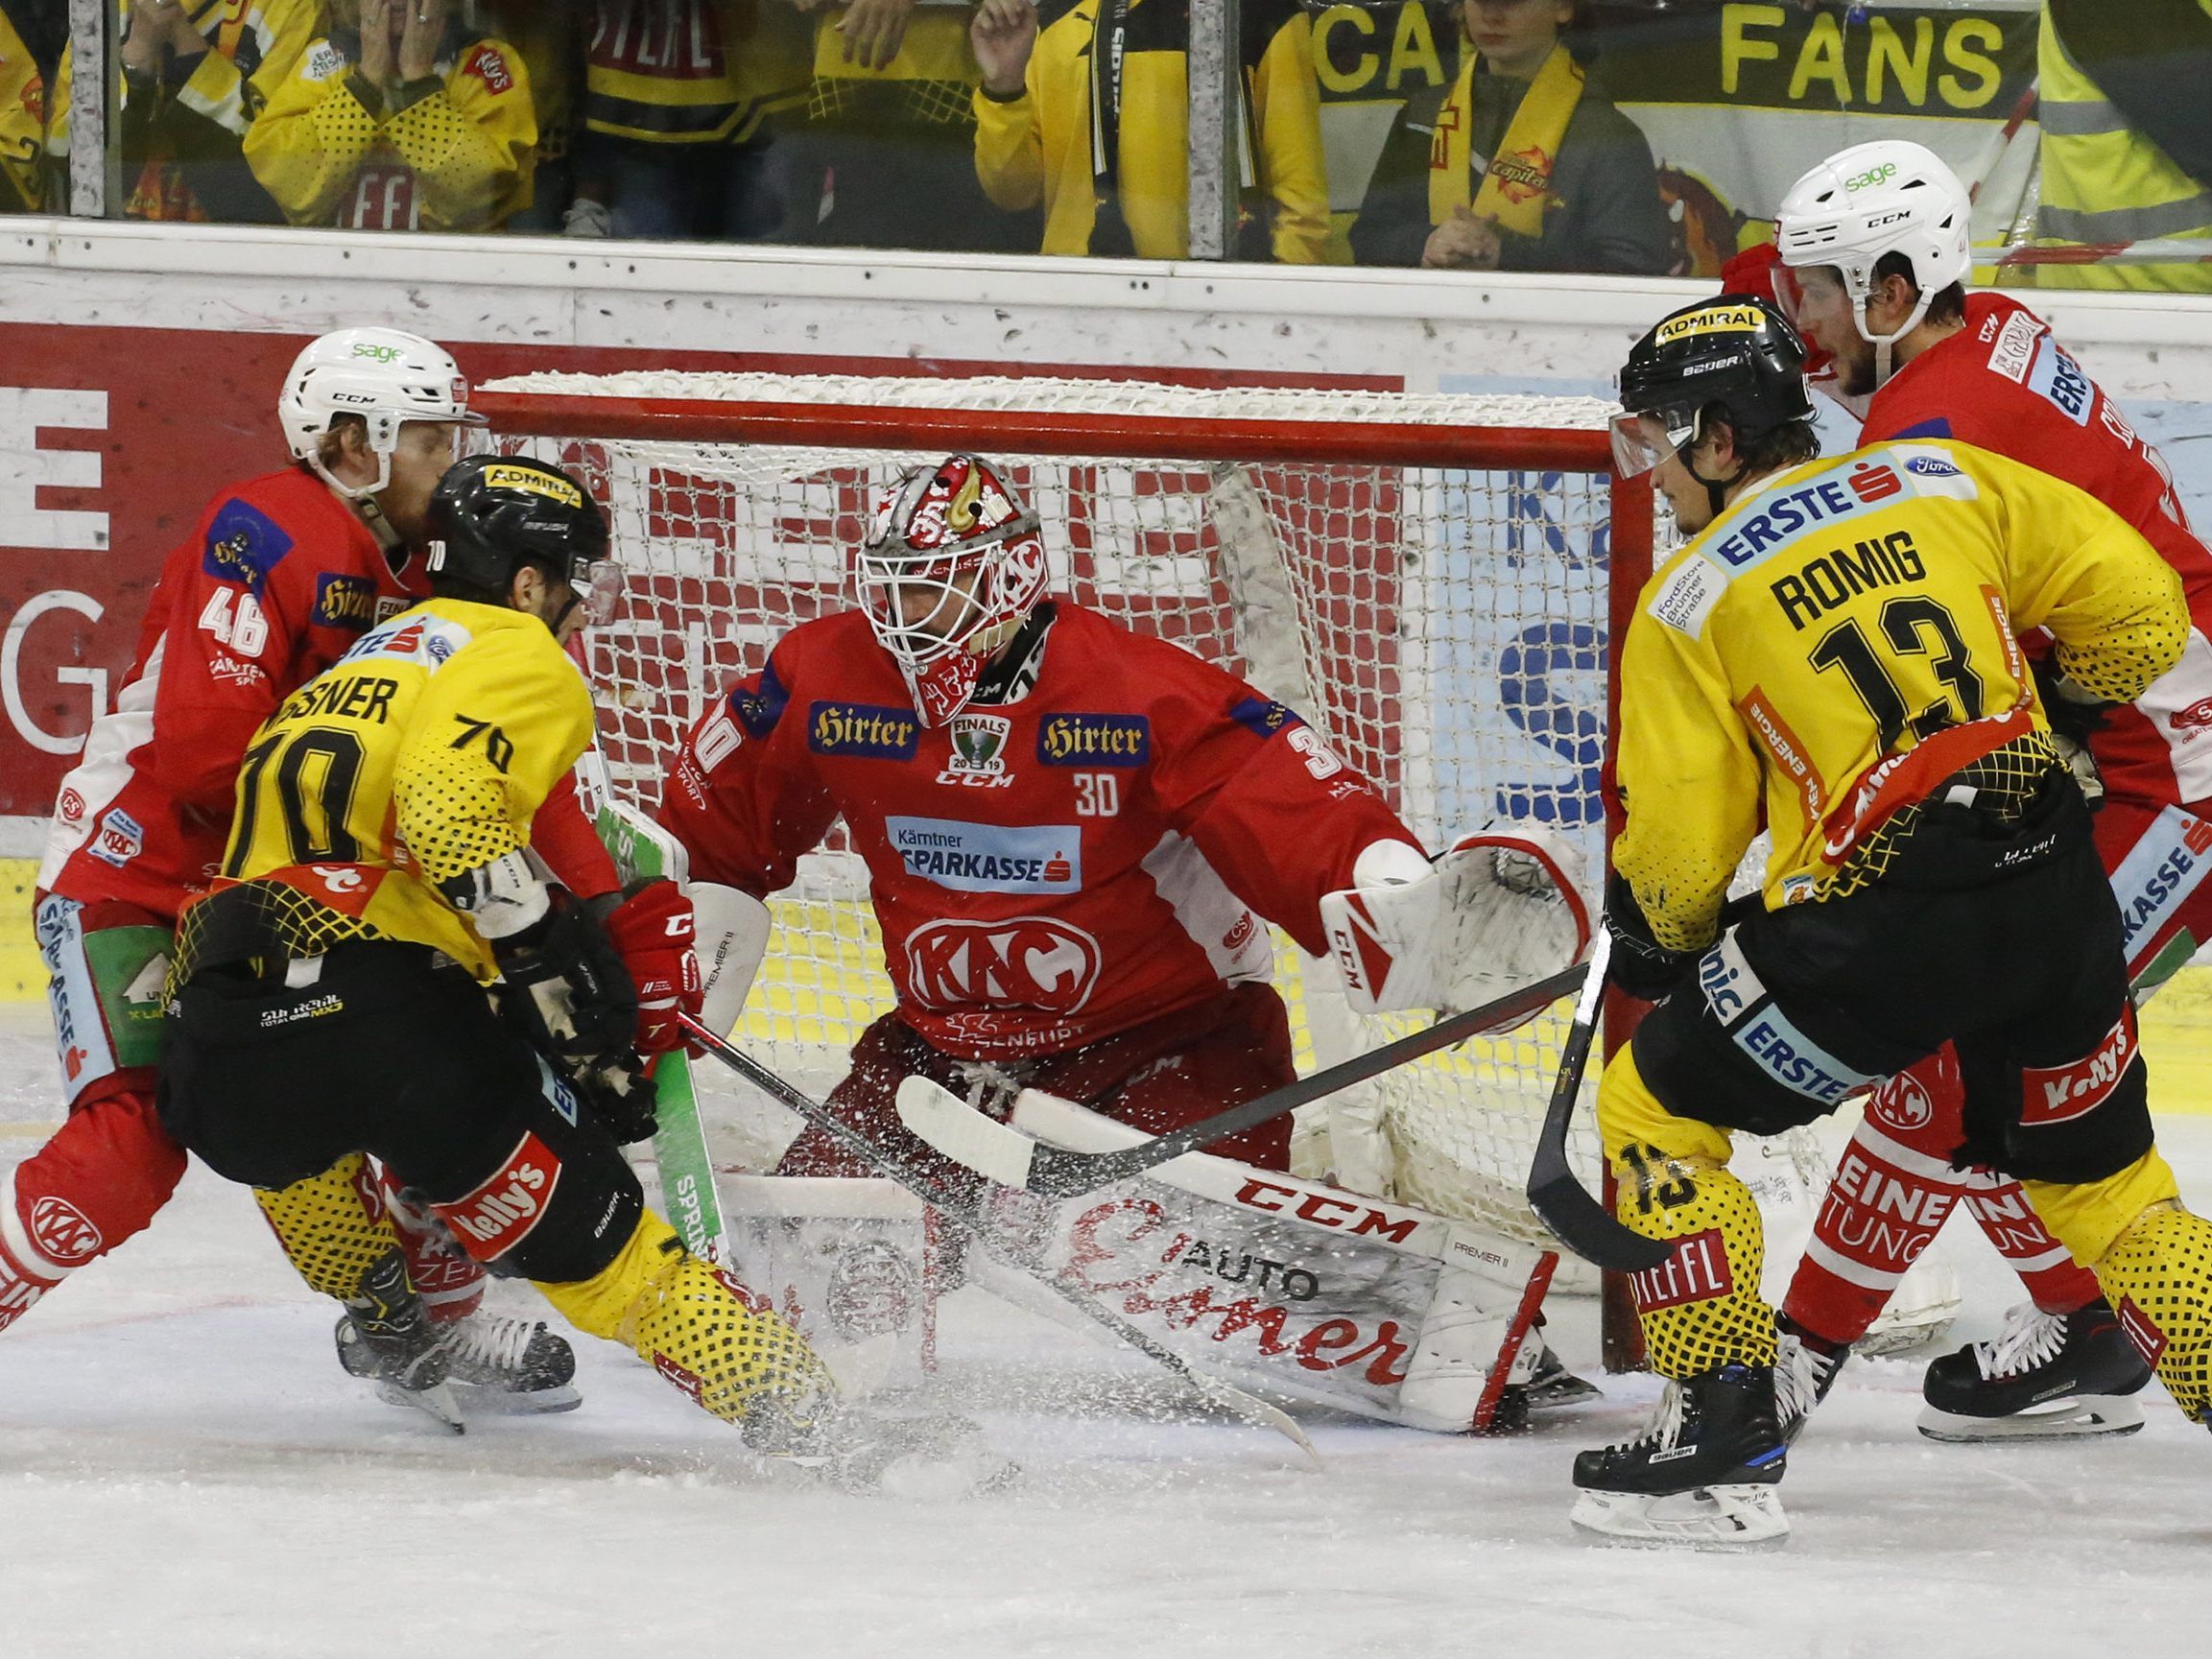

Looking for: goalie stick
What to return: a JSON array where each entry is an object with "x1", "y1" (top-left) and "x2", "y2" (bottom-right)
[
  {"x1": 1524, "y1": 930, "x2": 1669, "y2": 1274},
  {"x1": 675, "y1": 1011, "x2": 1323, "y2": 1465},
  {"x1": 894, "y1": 960, "x2": 1588, "y2": 1198}
]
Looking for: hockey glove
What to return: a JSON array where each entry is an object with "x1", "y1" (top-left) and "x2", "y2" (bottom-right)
[
  {"x1": 495, "y1": 889, "x2": 641, "y2": 1065},
  {"x1": 1604, "y1": 871, "x2": 1701, "y2": 1004},
  {"x1": 601, "y1": 878, "x2": 703, "y2": 1055},
  {"x1": 570, "y1": 1052, "x2": 660, "y2": 1146},
  {"x1": 2031, "y1": 655, "x2": 2111, "y2": 811}
]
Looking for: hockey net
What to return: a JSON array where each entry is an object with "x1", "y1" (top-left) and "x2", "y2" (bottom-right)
[{"x1": 477, "y1": 372, "x2": 1653, "y2": 1280}]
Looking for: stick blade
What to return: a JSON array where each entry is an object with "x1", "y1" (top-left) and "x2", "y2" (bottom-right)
[
  {"x1": 894, "y1": 1077, "x2": 1039, "y2": 1188},
  {"x1": 1527, "y1": 1163, "x2": 1672, "y2": 1274}
]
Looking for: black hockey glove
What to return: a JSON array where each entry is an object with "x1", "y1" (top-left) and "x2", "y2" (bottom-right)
[
  {"x1": 1605, "y1": 871, "x2": 1701, "y2": 1004},
  {"x1": 495, "y1": 889, "x2": 641, "y2": 1065},
  {"x1": 2030, "y1": 655, "x2": 2112, "y2": 811},
  {"x1": 570, "y1": 1053, "x2": 660, "y2": 1146}
]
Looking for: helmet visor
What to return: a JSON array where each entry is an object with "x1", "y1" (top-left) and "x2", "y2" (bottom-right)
[
  {"x1": 1610, "y1": 411, "x2": 1694, "y2": 479},
  {"x1": 576, "y1": 557, "x2": 624, "y2": 628}
]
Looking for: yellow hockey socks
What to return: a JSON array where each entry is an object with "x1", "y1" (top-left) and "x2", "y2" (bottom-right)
[
  {"x1": 535, "y1": 1211, "x2": 833, "y2": 1428},
  {"x1": 254, "y1": 1153, "x2": 404, "y2": 1300}
]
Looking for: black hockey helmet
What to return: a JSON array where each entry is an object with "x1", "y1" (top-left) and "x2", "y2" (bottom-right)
[
  {"x1": 1612, "y1": 295, "x2": 1816, "y2": 481},
  {"x1": 426, "y1": 455, "x2": 620, "y2": 624}
]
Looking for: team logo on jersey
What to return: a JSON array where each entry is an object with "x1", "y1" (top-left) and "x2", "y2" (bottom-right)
[
  {"x1": 904, "y1": 916, "x2": 1103, "y2": 1013},
  {"x1": 1870, "y1": 1070, "x2": 1935, "y2": 1132},
  {"x1": 1037, "y1": 713, "x2": 1150, "y2": 768},
  {"x1": 29, "y1": 1196, "x2": 102, "y2": 1268},
  {"x1": 313, "y1": 573, "x2": 380, "y2": 631},
  {"x1": 886, "y1": 817, "x2": 1080, "y2": 894},
  {"x1": 88, "y1": 807, "x2": 145, "y2": 870},
  {"x1": 732, "y1": 665, "x2": 790, "y2": 737},
  {"x1": 809, "y1": 701, "x2": 919, "y2": 760},
  {"x1": 1229, "y1": 698, "x2": 1304, "y2": 739},
  {"x1": 938, "y1": 713, "x2": 1014, "y2": 787},
  {"x1": 201, "y1": 500, "x2": 296, "y2": 598}
]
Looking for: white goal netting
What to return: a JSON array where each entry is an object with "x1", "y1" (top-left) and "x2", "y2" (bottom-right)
[{"x1": 484, "y1": 372, "x2": 1642, "y2": 1264}]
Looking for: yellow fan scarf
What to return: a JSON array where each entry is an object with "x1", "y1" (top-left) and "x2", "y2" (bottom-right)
[{"x1": 1428, "y1": 42, "x2": 1583, "y2": 237}]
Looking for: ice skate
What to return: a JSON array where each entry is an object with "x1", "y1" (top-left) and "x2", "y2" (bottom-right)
[
  {"x1": 1916, "y1": 1299, "x2": 2151, "y2": 1442},
  {"x1": 335, "y1": 1259, "x2": 464, "y2": 1434},
  {"x1": 742, "y1": 1390, "x2": 1018, "y2": 1498},
  {"x1": 1570, "y1": 1363, "x2": 1789, "y2": 1547},
  {"x1": 339, "y1": 1310, "x2": 579, "y2": 1418},
  {"x1": 1524, "y1": 1342, "x2": 1603, "y2": 1410},
  {"x1": 1774, "y1": 1321, "x2": 1845, "y2": 1445}
]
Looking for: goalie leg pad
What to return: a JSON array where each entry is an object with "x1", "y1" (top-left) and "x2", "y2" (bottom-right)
[
  {"x1": 537, "y1": 1210, "x2": 836, "y2": 1428},
  {"x1": 995, "y1": 1089, "x2": 1557, "y2": 1433},
  {"x1": 720, "y1": 1175, "x2": 938, "y2": 1397},
  {"x1": 1598, "y1": 1045, "x2": 1776, "y2": 1378}
]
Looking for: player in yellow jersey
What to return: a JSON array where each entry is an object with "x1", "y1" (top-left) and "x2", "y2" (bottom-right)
[
  {"x1": 155, "y1": 455, "x2": 965, "y2": 1481},
  {"x1": 1569, "y1": 296, "x2": 2212, "y2": 1545}
]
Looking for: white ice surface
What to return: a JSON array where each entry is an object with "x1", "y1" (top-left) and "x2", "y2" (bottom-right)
[{"x1": 1, "y1": 1005, "x2": 2206, "y2": 1659}]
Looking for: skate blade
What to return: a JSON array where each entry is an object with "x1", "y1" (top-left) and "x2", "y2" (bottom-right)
[
  {"x1": 1569, "y1": 1483, "x2": 1790, "y2": 1548},
  {"x1": 371, "y1": 1379, "x2": 467, "y2": 1434},
  {"x1": 1527, "y1": 1372, "x2": 1605, "y2": 1410},
  {"x1": 1915, "y1": 1394, "x2": 2145, "y2": 1443},
  {"x1": 448, "y1": 1380, "x2": 583, "y2": 1416}
]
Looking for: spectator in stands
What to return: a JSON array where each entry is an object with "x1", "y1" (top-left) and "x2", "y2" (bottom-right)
[
  {"x1": 2021, "y1": 0, "x2": 2212, "y2": 291},
  {"x1": 488, "y1": 0, "x2": 588, "y2": 232},
  {"x1": 116, "y1": 0, "x2": 316, "y2": 223},
  {"x1": 565, "y1": 0, "x2": 810, "y2": 241},
  {"x1": 1, "y1": 0, "x2": 65, "y2": 213},
  {"x1": 969, "y1": 0, "x2": 1328, "y2": 262},
  {"x1": 782, "y1": 0, "x2": 1035, "y2": 252},
  {"x1": 243, "y1": 0, "x2": 536, "y2": 233},
  {"x1": 1349, "y1": 0, "x2": 1672, "y2": 275}
]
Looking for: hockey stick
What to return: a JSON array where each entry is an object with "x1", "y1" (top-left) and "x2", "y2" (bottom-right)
[
  {"x1": 894, "y1": 960, "x2": 1590, "y2": 1198},
  {"x1": 583, "y1": 772, "x2": 731, "y2": 1266},
  {"x1": 1524, "y1": 930, "x2": 1669, "y2": 1274},
  {"x1": 675, "y1": 1011, "x2": 1323, "y2": 1465}
]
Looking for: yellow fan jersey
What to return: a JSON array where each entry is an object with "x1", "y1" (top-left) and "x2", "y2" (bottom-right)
[
  {"x1": 204, "y1": 597, "x2": 595, "y2": 981},
  {"x1": 1616, "y1": 438, "x2": 2188, "y2": 952}
]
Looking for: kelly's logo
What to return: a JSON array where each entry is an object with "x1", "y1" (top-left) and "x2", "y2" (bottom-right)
[
  {"x1": 808, "y1": 701, "x2": 919, "y2": 759},
  {"x1": 1037, "y1": 713, "x2": 1150, "y2": 768}
]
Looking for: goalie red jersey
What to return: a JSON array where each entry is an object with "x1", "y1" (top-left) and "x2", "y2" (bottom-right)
[
  {"x1": 1858, "y1": 292, "x2": 2212, "y2": 814},
  {"x1": 658, "y1": 602, "x2": 1421, "y2": 1060}
]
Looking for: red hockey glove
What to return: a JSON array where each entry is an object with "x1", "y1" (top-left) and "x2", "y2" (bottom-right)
[{"x1": 602, "y1": 878, "x2": 703, "y2": 1055}]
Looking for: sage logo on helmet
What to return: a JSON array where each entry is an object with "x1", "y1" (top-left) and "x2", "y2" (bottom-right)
[
  {"x1": 1773, "y1": 139, "x2": 1971, "y2": 374},
  {"x1": 279, "y1": 327, "x2": 487, "y2": 500},
  {"x1": 425, "y1": 455, "x2": 622, "y2": 627},
  {"x1": 856, "y1": 456, "x2": 1049, "y2": 727},
  {"x1": 1612, "y1": 295, "x2": 1816, "y2": 486}
]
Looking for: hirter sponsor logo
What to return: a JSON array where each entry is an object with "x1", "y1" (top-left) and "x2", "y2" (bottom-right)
[
  {"x1": 200, "y1": 499, "x2": 295, "y2": 598},
  {"x1": 2117, "y1": 1297, "x2": 2168, "y2": 1368},
  {"x1": 436, "y1": 1131, "x2": 561, "y2": 1257},
  {"x1": 30, "y1": 1196, "x2": 103, "y2": 1268},
  {"x1": 1036, "y1": 713, "x2": 1150, "y2": 768},
  {"x1": 2020, "y1": 1007, "x2": 2136, "y2": 1126},
  {"x1": 808, "y1": 701, "x2": 918, "y2": 760},
  {"x1": 314, "y1": 572, "x2": 381, "y2": 631},
  {"x1": 904, "y1": 915, "x2": 1103, "y2": 1013},
  {"x1": 1628, "y1": 1228, "x2": 1734, "y2": 1312}
]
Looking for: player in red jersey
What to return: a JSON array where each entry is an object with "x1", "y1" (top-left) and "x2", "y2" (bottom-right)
[
  {"x1": 655, "y1": 455, "x2": 1595, "y2": 1430},
  {"x1": 1741, "y1": 140, "x2": 2212, "y2": 1439},
  {"x1": 16, "y1": 329, "x2": 622, "y2": 1412}
]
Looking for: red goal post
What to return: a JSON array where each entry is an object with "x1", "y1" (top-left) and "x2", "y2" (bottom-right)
[{"x1": 476, "y1": 371, "x2": 1653, "y2": 1355}]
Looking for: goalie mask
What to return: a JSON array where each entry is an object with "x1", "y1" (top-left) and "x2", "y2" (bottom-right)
[
  {"x1": 426, "y1": 456, "x2": 622, "y2": 628},
  {"x1": 856, "y1": 456, "x2": 1049, "y2": 726}
]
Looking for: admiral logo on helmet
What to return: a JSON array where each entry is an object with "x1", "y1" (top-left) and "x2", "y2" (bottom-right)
[{"x1": 1654, "y1": 304, "x2": 1765, "y2": 346}]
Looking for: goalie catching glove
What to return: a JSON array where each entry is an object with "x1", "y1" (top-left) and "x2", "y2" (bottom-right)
[{"x1": 1320, "y1": 827, "x2": 1590, "y2": 1020}]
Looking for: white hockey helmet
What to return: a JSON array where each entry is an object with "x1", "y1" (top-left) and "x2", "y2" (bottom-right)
[
  {"x1": 279, "y1": 327, "x2": 486, "y2": 499},
  {"x1": 1774, "y1": 140, "x2": 1971, "y2": 365}
]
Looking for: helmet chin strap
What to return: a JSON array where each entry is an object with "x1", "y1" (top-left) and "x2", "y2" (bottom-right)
[{"x1": 1855, "y1": 287, "x2": 1936, "y2": 391}]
